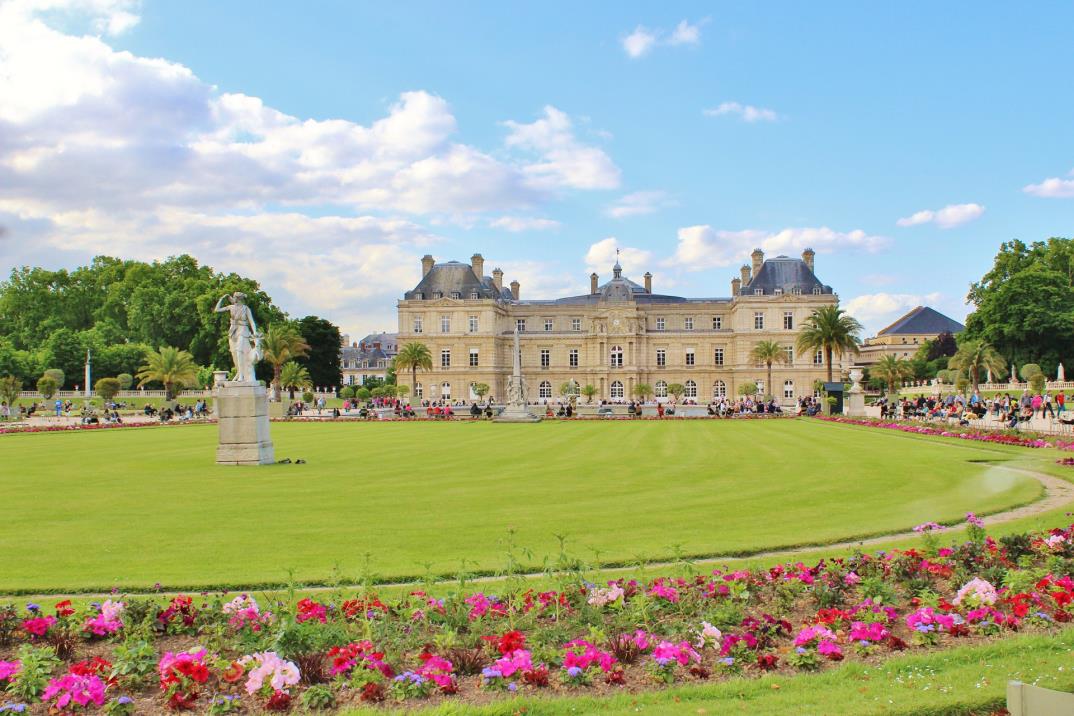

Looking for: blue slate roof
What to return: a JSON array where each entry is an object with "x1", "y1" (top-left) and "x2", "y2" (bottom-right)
[
  {"x1": 404, "y1": 261, "x2": 514, "y2": 301},
  {"x1": 741, "y1": 256, "x2": 832, "y2": 296},
  {"x1": 877, "y1": 306, "x2": 965, "y2": 336}
]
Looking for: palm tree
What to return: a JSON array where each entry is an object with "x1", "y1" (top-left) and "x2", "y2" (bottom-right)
[
  {"x1": 949, "y1": 340, "x2": 1007, "y2": 393},
  {"x1": 581, "y1": 384, "x2": 598, "y2": 404},
  {"x1": 137, "y1": 346, "x2": 198, "y2": 399},
  {"x1": 394, "y1": 343, "x2": 433, "y2": 399},
  {"x1": 279, "y1": 361, "x2": 312, "y2": 399},
  {"x1": 261, "y1": 324, "x2": 310, "y2": 400},
  {"x1": 749, "y1": 340, "x2": 788, "y2": 400},
  {"x1": 796, "y1": 305, "x2": 863, "y2": 383},
  {"x1": 872, "y1": 355, "x2": 913, "y2": 397}
]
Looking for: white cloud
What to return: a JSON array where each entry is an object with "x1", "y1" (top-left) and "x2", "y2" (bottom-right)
[
  {"x1": 843, "y1": 292, "x2": 945, "y2": 336},
  {"x1": 585, "y1": 237, "x2": 654, "y2": 276},
  {"x1": 10, "y1": 0, "x2": 141, "y2": 36},
  {"x1": 488, "y1": 216, "x2": 561, "y2": 232},
  {"x1": 503, "y1": 106, "x2": 621, "y2": 190},
  {"x1": 896, "y1": 203, "x2": 984, "y2": 228},
  {"x1": 605, "y1": 190, "x2": 675, "y2": 218},
  {"x1": 703, "y1": 102, "x2": 778, "y2": 123},
  {"x1": 621, "y1": 19, "x2": 704, "y2": 58},
  {"x1": 666, "y1": 225, "x2": 887, "y2": 271},
  {"x1": 1023, "y1": 169, "x2": 1074, "y2": 198}
]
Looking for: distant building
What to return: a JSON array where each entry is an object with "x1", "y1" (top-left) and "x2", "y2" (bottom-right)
[
  {"x1": 340, "y1": 332, "x2": 398, "y2": 386},
  {"x1": 857, "y1": 306, "x2": 964, "y2": 364}
]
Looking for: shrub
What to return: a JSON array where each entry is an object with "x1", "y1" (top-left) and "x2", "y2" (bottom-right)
[
  {"x1": 116, "y1": 373, "x2": 134, "y2": 390},
  {"x1": 339, "y1": 386, "x2": 355, "y2": 399},
  {"x1": 110, "y1": 640, "x2": 157, "y2": 688},
  {"x1": 355, "y1": 387, "x2": 371, "y2": 401},
  {"x1": 300, "y1": 684, "x2": 335, "y2": 710},
  {"x1": 302, "y1": 391, "x2": 314, "y2": 404},
  {"x1": 9, "y1": 644, "x2": 60, "y2": 702},
  {"x1": 96, "y1": 377, "x2": 122, "y2": 402},
  {"x1": 36, "y1": 375, "x2": 59, "y2": 400},
  {"x1": 1020, "y1": 363, "x2": 1042, "y2": 381},
  {"x1": 0, "y1": 376, "x2": 22, "y2": 408},
  {"x1": 43, "y1": 368, "x2": 65, "y2": 387}
]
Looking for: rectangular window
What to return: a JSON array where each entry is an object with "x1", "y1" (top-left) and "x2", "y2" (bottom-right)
[
  {"x1": 684, "y1": 317, "x2": 694, "y2": 330},
  {"x1": 540, "y1": 349, "x2": 550, "y2": 367},
  {"x1": 784, "y1": 346, "x2": 794, "y2": 363},
  {"x1": 754, "y1": 312, "x2": 764, "y2": 330},
  {"x1": 413, "y1": 317, "x2": 423, "y2": 334},
  {"x1": 685, "y1": 349, "x2": 695, "y2": 366},
  {"x1": 656, "y1": 349, "x2": 666, "y2": 367},
  {"x1": 468, "y1": 315, "x2": 479, "y2": 333},
  {"x1": 656, "y1": 317, "x2": 665, "y2": 331},
  {"x1": 470, "y1": 291, "x2": 479, "y2": 300},
  {"x1": 440, "y1": 349, "x2": 450, "y2": 368},
  {"x1": 814, "y1": 349, "x2": 824, "y2": 365},
  {"x1": 516, "y1": 319, "x2": 526, "y2": 333},
  {"x1": 754, "y1": 288, "x2": 764, "y2": 296},
  {"x1": 544, "y1": 319, "x2": 553, "y2": 332},
  {"x1": 569, "y1": 349, "x2": 579, "y2": 367},
  {"x1": 469, "y1": 348, "x2": 479, "y2": 367},
  {"x1": 440, "y1": 315, "x2": 450, "y2": 333},
  {"x1": 450, "y1": 291, "x2": 461, "y2": 300},
  {"x1": 571, "y1": 318, "x2": 581, "y2": 331},
  {"x1": 712, "y1": 316, "x2": 722, "y2": 330},
  {"x1": 714, "y1": 348, "x2": 724, "y2": 366},
  {"x1": 783, "y1": 311, "x2": 793, "y2": 330}
]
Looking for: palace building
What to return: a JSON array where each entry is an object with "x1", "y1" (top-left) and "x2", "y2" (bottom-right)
[{"x1": 396, "y1": 249, "x2": 844, "y2": 404}]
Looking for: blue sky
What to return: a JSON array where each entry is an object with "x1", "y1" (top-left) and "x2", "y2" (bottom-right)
[{"x1": 1, "y1": 1, "x2": 1072, "y2": 338}]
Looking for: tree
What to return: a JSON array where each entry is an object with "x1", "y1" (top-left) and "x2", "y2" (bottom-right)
[
  {"x1": 260, "y1": 323, "x2": 310, "y2": 400},
  {"x1": 43, "y1": 368, "x2": 65, "y2": 387},
  {"x1": 394, "y1": 384, "x2": 410, "y2": 398},
  {"x1": 355, "y1": 387, "x2": 371, "y2": 401},
  {"x1": 948, "y1": 340, "x2": 1006, "y2": 392},
  {"x1": 633, "y1": 383, "x2": 652, "y2": 401},
  {"x1": 872, "y1": 355, "x2": 913, "y2": 396},
  {"x1": 559, "y1": 380, "x2": 579, "y2": 398},
  {"x1": 749, "y1": 340, "x2": 788, "y2": 400},
  {"x1": 0, "y1": 376, "x2": 22, "y2": 409},
  {"x1": 1020, "y1": 363, "x2": 1043, "y2": 381},
  {"x1": 339, "y1": 386, "x2": 355, "y2": 399},
  {"x1": 394, "y1": 343, "x2": 433, "y2": 397},
  {"x1": 296, "y1": 316, "x2": 342, "y2": 390},
  {"x1": 136, "y1": 346, "x2": 198, "y2": 399},
  {"x1": 581, "y1": 384, "x2": 598, "y2": 403},
  {"x1": 279, "y1": 361, "x2": 312, "y2": 400},
  {"x1": 738, "y1": 381, "x2": 758, "y2": 397},
  {"x1": 667, "y1": 383, "x2": 685, "y2": 401},
  {"x1": 116, "y1": 373, "x2": 134, "y2": 390},
  {"x1": 473, "y1": 383, "x2": 490, "y2": 400},
  {"x1": 925, "y1": 332, "x2": 958, "y2": 361},
  {"x1": 36, "y1": 375, "x2": 59, "y2": 399},
  {"x1": 95, "y1": 377, "x2": 122, "y2": 402},
  {"x1": 796, "y1": 305, "x2": 863, "y2": 383}
]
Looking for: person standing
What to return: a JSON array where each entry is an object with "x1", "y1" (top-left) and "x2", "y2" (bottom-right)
[
  {"x1": 1043, "y1": 392, "x2": 1056, "y2": 419},
  {"x1": 1058, "y1": 391, "x2": 1066, "y2": 416}
]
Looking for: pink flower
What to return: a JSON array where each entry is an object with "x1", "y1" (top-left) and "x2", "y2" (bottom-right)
[
  {"x1": 561, "y1": 640, "x2": 616, "y2": 673},
  {"x1": 0, "y1": 660, "x2": 19, "y2": 683},
  {"x1": 648, "y1": 581, "x2": 679, "y2": 603},
  {"x1": 239, "y1": 652, "x2": 301, "y2": 696},
  {"x1": 43, "y1": 673, "x2": 107, "y2": 709},
  {"x1": 844, "y1": 572, "x2": 861, "y2": 586},
  {"x1": 953, "y1": 578, "x2": 998, "y2": 607},
  {"x1": 849, "y1": 621, "x2": 889, "y2": 643},
  {"x1": 418, "y1": 654, "x2": 455, "y2": 689},
  {"x1": 22, "y1": 615, "x2": 56, "y2": 637},
  {"x1": 695, "y1": 621, "x2": 722, "y2": 650},
  {"x1": 492, "y1": 649, "x2": 533, "y2": 678},
  {"x1": 651, "y1": 640, "x2": 700, "y2": 666}
]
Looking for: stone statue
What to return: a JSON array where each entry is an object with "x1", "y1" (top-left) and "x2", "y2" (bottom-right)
[
  {"x1": 505, "y1": 327, "x2": 526, "y2": 406},
  {"x1": 214, "y1": 292, "x2": 263, "y2": 383}
]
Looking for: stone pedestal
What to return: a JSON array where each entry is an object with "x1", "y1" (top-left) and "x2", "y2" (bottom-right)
[
  {"x1": 493, "y1": 404, "x2": 542, "y2": 423},
  {"x1": 846, "y1": 367, "x2": 866, "y2": 417},
  {"x1": 216, "y1": 382, "x2": 274, "y2": 465}
]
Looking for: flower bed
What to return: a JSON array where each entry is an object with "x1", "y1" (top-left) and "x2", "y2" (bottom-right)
[
  {"x1": 817, "y1": 415, "x2": 1074, "y2": 451},
  {"x1": 2, "y1": 519, "x2": 1074, "y2": 712}
]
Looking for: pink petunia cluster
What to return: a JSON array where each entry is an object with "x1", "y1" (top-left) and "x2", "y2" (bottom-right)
[
  {"x1": 648, "y1": 580, "x2": 679, "y2": 603},
  {"x1": 84, "y1": 600, "x2": 125, "y2": 636},
  {"x1": 953, "y1": 578, "x2": 999, "y2": 607},
  {"x1": 223, "y1": 595, "x2": 272, "y2": 631},
  {"x1": 492, "y1": 648, "x2": 534, "y2": 678},
  {"x1": 651, "y1": 640, "x2": 700, "y2": 667},
  {"x1": 42, "y1": 672, "x2": 108, "y2": 710},
  {"x1": 561, "y1": 640, "x2": 616, "y2": 673},
  {"x1": 238, "y1": 651, "x2": 301, "y2": 696},
  {"x1": 905, "y1": 606, "x2": 963, "y2": 633},
  {"x1": 22, "y1": 614, "x2": 57, "y2": 637},
  {"x1": 417, "y1": 654, "x2": 455, "y2": 690},
  {"x1": 849, "y1": 621, "x2": 889, "y2": 643},
  {"x1": 586, "y1": 584, "x2": 625, "y2": 607},
  {"x1": 465, "y1": 593, "x2": 505, "y2": 620},
  {"x1": 0, "y1": 660, "x2": 18, "y2": 684}
]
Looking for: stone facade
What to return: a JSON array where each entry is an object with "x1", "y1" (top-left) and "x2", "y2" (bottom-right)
[
  {"x1": 857, "y1": 306, "x2": 965, "y2": 365},
  {"x1": 341, "y1": 333, "x2": 398, "y2": 386},
  {"x1": 396, "y1": 250, "x2": 843, "y2": 404}
]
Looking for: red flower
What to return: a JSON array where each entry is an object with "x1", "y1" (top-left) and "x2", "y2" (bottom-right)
[
  {"x1": 265, "y1": 691, "x2": 291, "y2": 711},
  {"x1": 222, "y1": 661, "x2": 245, "y2": 683},
  {"x1": 756, "y1": 653, "x2": 779, "y2": 670},
  {"x1": 496, "y1": 630, "x2": 526, "y2": 655},
  {"x1": 55, "y1": 600, "x2": 75, "y2": 618}
]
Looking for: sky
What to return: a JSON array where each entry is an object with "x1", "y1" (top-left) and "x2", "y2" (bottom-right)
[{"x1": 1, "y1": 1, "x2": 1072, "y2": 340}]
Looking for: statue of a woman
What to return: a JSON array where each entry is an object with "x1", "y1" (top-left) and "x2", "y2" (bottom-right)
[{"x1": 214, "y1": 292, "x2": 262, "y2": 383}]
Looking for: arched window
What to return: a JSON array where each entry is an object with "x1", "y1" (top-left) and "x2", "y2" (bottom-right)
[
  {"x1": 712, "y1": 380, "x2": 726, "y2": 399},
  {"x1": 610, "y1": 345, "x2": 623, "y2": 368},
  {"x1": 440, "y1": 382, "x2": 451, "y2": 399},
  {"x1": 610, "y1": 380, "x2": 624, "y2": 399},
  {"x1": 783, "y1": 380, "x2": 795, "y2": 399},
  {"x1": 539, "y1": 381, "x2": 552, "y2": 399},
  {"x1": 684, "y1": 380, "x2": 697, "y2": 398},
  {"x1": 414, "y1": 382, "x2": 423, "y2": 399},
  {"x1": 655, "y1": 380, "x2": 668, "y2": 398}
]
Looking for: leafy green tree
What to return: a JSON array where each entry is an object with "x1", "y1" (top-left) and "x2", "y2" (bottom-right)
[
  {"x1": 394, "y1": 384, "x2": 409, "y2": 398},
  {"x1": 371, "y1": 386, "x2": 386, "y2": 399},
  {"x1": 339, "y1": 386, "x2": 355, "y2": 399},
  {"x1": 633, "y1": 383, "x2": 652, "y2": 401},
  {"x1": 116, "y1": 373, "x2": 134, "y2": 390},
  {"x1": 0, "y1": 376, "x2": 22, "y2": 408},
  {"x1": 394, "y1": 343, "x2": 433, "y2": 397},
  {"x1": 43, "y1": 368, "x2": 65, "y2": 388},
  {"x1": 581, "y1": 384, "x2": 598, "y2": 403},
  {"x1": 1030, "y1": 373, "x2": 1046, "y2": 394},
  {"x1": 0, "y1": 339, "x2": 40, "y2": 383},
  {"x1": 749, "y1": 340, "x2": 788, "y2": 400},
  {"x1": 1020, "y1": 363, "x2": 1043, "y2": 381},
  {"x1": 738, "y1": 381, "x2": 758, "y2": 396},
  {"x1": 796, "y1": 305, "x2": 863, "y2": 383},
  {"x1": 261, "y1": 323, "x2": 310, "y2": 399},
  {"x1": 925, "y1": 332, "x2": 958, "y2": 361},
  {"x1": 355, "y1": 387, "x2": 371, "y2": 401},
  {"x1": 296, "y1": 316, "x2": 342, "y2": 390},
  {"x1": 872, "y1": 355, "x2": 913, "y2": 396},
  {"x1": 280, "y1": 361, "x2": 312, "y2": 400},
  {"x1": 948, "y1": 340, "x2": 1007, "y2": 392},
  {"x1": 667, "y1": 382, "x2": 686, "y2": 401},
  {"x1": 36, "y1": 375, "x2": 58, "y2": 399},
  {"x1": 136, "y1": 346, "x2": 198, "y2": 399},
  {"x1": 473, "y1": 383, "x2": 490, "y2": 400},
  {"x1": 95, "y1": 377, "x2": 122, "y2": 402}
]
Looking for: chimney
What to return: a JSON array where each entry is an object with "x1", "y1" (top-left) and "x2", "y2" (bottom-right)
[
  {"x1": 802, "y1": 248, "x2": 815, "y2": 272},
  {"x1": 740, "y1": 264, "x2": 751, "y2": 285},
  {"x1": 352, "y1": 341, "x2": 357, "y2": 348},
  {"x1": 751, "y1": 248, "x2": 764, "y2": 276},
  {"x1": 510, "y1": 280, "x2": 520, "y2": 301},
  {"x1": 644, "y1": 272, "x2": 652, "y2": 293},
  {"x1": 590, "y1": 272, "x2": 599, "y2": 294},
  {"x1": 732, "y1": 277, "x2": 741, "y2": 295},
  {"x1": 373, "y1": 341, "x2": 381, "y2": 350},
  {"x1": 471, "y1": 253, "x2": 484, "y2": 277},
  {"x1": 492, "y1": 268, "x2": 503, "y2": 290},
  {"x1": 421, "y1": 254, "x2": 435, "y2": 277}
]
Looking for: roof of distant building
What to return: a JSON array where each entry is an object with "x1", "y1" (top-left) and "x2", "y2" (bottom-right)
[
  {"x1": 741, "y1": 255, "x2": 832, "y2": 296},
  {"x1": 358, "y1": 332, "x2": 398, "y2": 353},
  {"x1": 404, "y1": 261, "x2": 514, "y2": 301},
  {"x1": 877, "y1": 306, "x2": 965, "y2": 336}
]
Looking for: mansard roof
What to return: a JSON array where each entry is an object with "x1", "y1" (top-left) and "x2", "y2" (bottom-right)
[
  {"x1": 404, "y1": 261, "x2": 514, "y2": 301},
  {"x1": 877, "y1": 306, "x2": 965, "y2": 336},
  {"x1": 741, "y1": 256, "x2": 832, "y2": 295}
]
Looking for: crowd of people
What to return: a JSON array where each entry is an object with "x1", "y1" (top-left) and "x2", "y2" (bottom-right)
[{"x1": 875, "y1": 389, "x2": 1071, "y2": 430}]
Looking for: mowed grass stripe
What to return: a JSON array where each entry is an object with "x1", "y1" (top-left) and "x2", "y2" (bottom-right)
[{"x1": 0, "y1": 420, "x2": 1039, "y2": 592}]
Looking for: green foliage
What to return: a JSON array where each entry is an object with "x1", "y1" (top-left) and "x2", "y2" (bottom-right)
[
  {"x1": 261, "y1": 323, "x2": 310, "y2": 395},
  {"x1": 949, "y1": 339, "x2": 1007, "y2": 390},
  {"x1": 136, "y1": 346, "x2": 198, "y2": 399},
  {"x1": 36, "y1": 374, "x2": 59, "y2": 399},
  {"x1": 0, "y1": 375, "x2": 21, "y2": 406},
  {"x1": 355, "y1": 387, "x2": 371, "y2": 401},
  {"x1": 280, "y1": 361, "x2": 312, "y2": 397},
  {"x1": 43, "y1": 367, "x2": 65, "y2": 387},
  {"x1": 559, "y1": 380, "x2": 579, "y2": 397},
  {"x1": 1020, "y1": 363, "x2": 1043, "y2": 380},
  {"x1": 302, "y1": 390, "x2": 314, "y2": 403},
  {"x1": 339, "y1": 386, "x2": 355, "y2": 399},
  {"x1": 581, "y1": 384, "x2": 598, "y2": 403},
  {"x1": 925, "y1": 331, "x2": 959, "y2": 360},
  {"x1": 300, "y1": 684, "x2": 336, "y2": 710},
  {"x1": 394, "y1": 343, "x2": 433, "y2": 396},
  {"x1": 473, "y1": 382, "x2": 490, "y2": 398},
  {"x1": 872, "y1": 355, "x2": 913, "y2": 394},
  {"x1": 796, "y1": 305, "x2": 863, "y2": 382},
  {"x1": 110, "y1": 639, "x2": 158, "y2": 688},
  {"x1": 749, "y1": 340, "x2": 788, "y2": 399},
  {"x1": 9, "y1": 644, "x2": 60, "y2": 701},
  {"x1": 1030, "y1": 373, "x2": 1046, "y2": 393},
  {"x1": 95, "y1": 377, "x2": 122, "y2": 401},
  {"x1": 296, "y1": 316, "x2": 342, "y2": 389},
  {"x1": 737, "y1": 381, "x2": 757, "y2": 396},
  {"x1": 633, "y1": 382, "x2": 652, "y2": 400},
  {"x1": 116, "y1": 372, "x2": 134, "y2": 390},
  {"x1": 667, "y1": 382, "x2": 686, "y2": 400}
]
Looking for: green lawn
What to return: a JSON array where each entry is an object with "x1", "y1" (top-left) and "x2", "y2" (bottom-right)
[{"x1": 0, "y1": 419, "x2": 1042, "y2": 593}]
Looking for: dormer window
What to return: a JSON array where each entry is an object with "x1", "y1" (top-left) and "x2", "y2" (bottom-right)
[
  {"x1": 754, "y1": 288, "x2": 764, "y2": 296},
  {"x1": 773, "y1": 288, "x2": 783, "y2": 296},
  {"x1": 433, "y1": 291, "x2": 443, "y2": 299},
  {"x1": 812, "y1": 287, "x2": 822, "y2": 295},
  {"x1": 791, "y1": 287, "x2": 802, "y2": 296},
  {"x1": 451, "y1": 291, "x2": 461, "y2": 300},
  {"x1": 415, "y1": 292, "x2": 424, "y2": 300},
  {"x1": 470, "y1": 291, "x2": 479, "y2": 300}
]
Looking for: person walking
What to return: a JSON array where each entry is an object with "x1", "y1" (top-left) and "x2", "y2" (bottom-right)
[
  {"x1": 1058, "y1": 391, "x2": 1066, "y2": 416},
  {"x1": 1043, "y1": 392, "x2": 1056, "y2": 419}
]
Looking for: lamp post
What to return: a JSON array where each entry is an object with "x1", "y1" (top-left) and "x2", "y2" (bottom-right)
[{"x1": 84, "y1": 349, "x2": 92, "y2": 398}]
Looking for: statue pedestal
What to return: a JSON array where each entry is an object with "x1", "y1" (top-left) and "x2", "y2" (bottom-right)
[
  {"x1": 846, "y1": 391, "x2": 866, "y2": 417},
  {"x1": 216, "y1": 382, "x2": 275, "y2": 465},
  {"x1": 493, "y1": 404, "x2": 542, "y2": 423}
]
